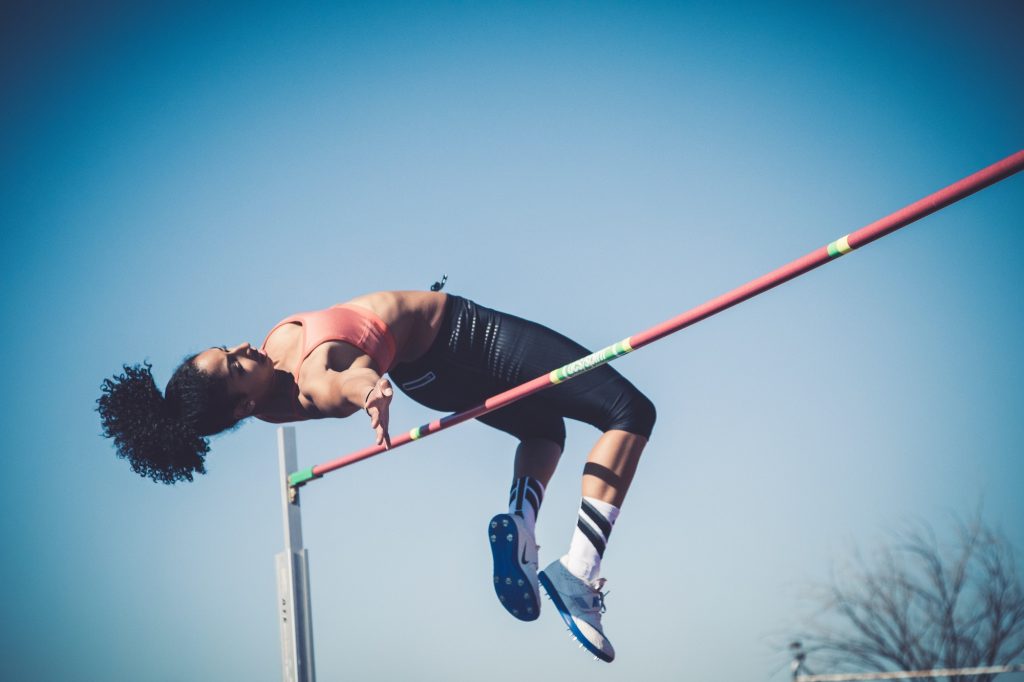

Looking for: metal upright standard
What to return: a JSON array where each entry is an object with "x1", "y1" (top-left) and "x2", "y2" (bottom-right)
[{"x1": 275, "y1": 427, "x2": 316, "y2": 682}]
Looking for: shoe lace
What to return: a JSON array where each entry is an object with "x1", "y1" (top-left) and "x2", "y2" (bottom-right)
[{"x1": 591, "y1": 578, "x2": 609, "y2": 614}]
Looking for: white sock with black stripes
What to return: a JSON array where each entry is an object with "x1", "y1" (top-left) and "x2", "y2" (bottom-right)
[
  {"x1": 565, "y1": 496, "x2": 620, "y2": 582},
  {"x1": 508, "y1": 476, "x2": 545, "y2": 535}
]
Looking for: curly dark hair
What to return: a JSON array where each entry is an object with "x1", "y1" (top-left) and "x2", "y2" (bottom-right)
[{"x1": 97, "y1": 357, "x2": 241, "y2": 484}]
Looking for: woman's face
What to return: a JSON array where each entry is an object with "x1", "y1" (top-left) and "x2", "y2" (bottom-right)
[{"x1": 193, "y1": 342, "x2": 275, "y2": 416}]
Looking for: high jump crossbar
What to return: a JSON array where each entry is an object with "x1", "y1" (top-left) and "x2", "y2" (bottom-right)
[{"x1": 288, "y1": 150, "x2": 1024, "y2": 489}]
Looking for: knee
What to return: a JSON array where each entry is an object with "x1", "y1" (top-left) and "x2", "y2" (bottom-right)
[
  {"x1": 615, "y1": 390, "x2": 656, "y2": 439},
  {"x1": 633, "y1": 392, "x2": 656, "y2": 436}
]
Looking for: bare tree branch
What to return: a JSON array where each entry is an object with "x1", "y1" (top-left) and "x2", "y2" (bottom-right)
[{"x1": 790, "y1": 512, "x2": 1024, "y2": 681}]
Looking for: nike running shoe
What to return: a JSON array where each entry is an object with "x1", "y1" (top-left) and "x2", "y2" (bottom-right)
[
  {"x1": 488, "y1": 513, "x2": 540, "y2": 621},
  {"x1": 538, "y1": 557, "x2": 615, "y2": 662}
]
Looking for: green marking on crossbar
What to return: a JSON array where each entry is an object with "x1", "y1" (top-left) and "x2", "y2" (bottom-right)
[
  {"x1": 289, "y1": 466, "x2": 317, "y2": 487},
  {"x1": 549, "y1": 338, "x2": 634, "y2": 384}
]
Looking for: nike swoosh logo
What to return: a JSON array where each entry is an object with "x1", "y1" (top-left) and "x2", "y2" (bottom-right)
[{"x1": 521, "y1": 544, "x2": 530, "y2": 565}]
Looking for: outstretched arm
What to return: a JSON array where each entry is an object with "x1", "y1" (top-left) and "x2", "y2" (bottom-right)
[{"x1": 308, "y1": 367, "x2": 394, "y2": 448}]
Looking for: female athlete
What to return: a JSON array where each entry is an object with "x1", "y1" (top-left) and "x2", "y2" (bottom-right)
[{"x1": 98, "y1": 289, "x2": 655, "y2": 662}]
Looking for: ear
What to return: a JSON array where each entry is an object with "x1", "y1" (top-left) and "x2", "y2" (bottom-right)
[{"x1": 234, "y1": 399, "x2": 256, "y2": 420}]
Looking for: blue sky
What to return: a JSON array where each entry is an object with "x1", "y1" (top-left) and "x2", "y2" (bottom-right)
[{"x1": 2, "y1": 1, "x2": 1022, "y2": 680}]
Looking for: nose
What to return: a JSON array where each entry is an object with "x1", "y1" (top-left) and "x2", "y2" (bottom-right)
[{"x1": 228, "y1": 342, "x2": 251, "y2": 355}]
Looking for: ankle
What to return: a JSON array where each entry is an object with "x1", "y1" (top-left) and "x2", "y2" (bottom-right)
[{"x1": 508, "y1": 475, "x2": 544, "y2": 534}]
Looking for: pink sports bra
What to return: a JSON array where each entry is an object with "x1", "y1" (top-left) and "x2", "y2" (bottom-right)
[{"x1": 261, "y1": 304, "x2": 398, "y2": 378}]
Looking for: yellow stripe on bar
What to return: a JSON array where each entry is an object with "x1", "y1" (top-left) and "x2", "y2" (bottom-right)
[
  {"x1": 827, "y1": 235, "x2": 853, "y2": 258},
  {"x1": 410, "y1": 427, "x2": 422, "y2": 440}
]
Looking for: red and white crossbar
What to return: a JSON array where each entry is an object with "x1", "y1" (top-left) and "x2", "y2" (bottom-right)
[{"x1": 289, "y1": 150, "x2": 1024, "y2": 488}]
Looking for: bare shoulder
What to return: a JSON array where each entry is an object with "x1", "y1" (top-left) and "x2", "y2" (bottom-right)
[
  {"x1": 344, "y1": 291, "x2": 447, "y2": 325},
  {"x1": 345, "y1": 290, "x2": 440, "y2": 311},
  {"x1": 263, "y1": 319, "x2": 302, "y2": 354}
]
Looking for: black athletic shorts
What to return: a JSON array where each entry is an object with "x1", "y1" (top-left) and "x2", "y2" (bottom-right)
[{"x1": 388, "y1": 295, "x2": 655, "y2": 450}]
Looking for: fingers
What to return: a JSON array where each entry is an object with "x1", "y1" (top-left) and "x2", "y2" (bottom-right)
[
  {"x1": 376, "y1": 378, "x2": 393, "y2": 400},
  {"x1": 367, "y1": 378, "x2": 393, "y2": 449},
  {"x1": 374, "y1": 425, "x2": 391, "y2": 449},
  {"x1": 377, "y1": 418, "x2": 391, "y2": 450},
  {"x1": 366, "y1": 380, "x2": 393, "y2": 409}
]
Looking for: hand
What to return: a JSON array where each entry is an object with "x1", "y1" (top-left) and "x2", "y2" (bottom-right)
[{"x1": 363, "y1": 377, "x2": 393, "y2": 449}]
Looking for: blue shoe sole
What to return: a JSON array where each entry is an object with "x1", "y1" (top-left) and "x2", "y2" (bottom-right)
[
  {"x1": 488, "y1": 514, "x2": 539, "y2": 621},
  {"x1": 538, "y1": 570, "x2": 614, "y2": 663}
]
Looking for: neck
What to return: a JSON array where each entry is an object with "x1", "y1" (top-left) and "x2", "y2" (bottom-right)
[{"x1": 256, "y1": 369, "x2": 301, "y2": 418}]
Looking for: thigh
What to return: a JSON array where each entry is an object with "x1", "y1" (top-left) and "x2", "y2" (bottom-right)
[
  {"x1": 391, "y1": 295, "x2": 654, "y2": 439},
  {"x1": 477, "y1": 400, "x2": 567, "y2": 449},
  {"x1": 539, "y1": 366, "x2": 656, "y2": 438},
  {"x1": 391, "y1": 342, "x2": 568, "y2": 446},
  {"x1": 480, "y1": 305, "x2": 653, "y2": 436}
]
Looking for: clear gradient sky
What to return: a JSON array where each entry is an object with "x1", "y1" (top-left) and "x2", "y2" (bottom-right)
[{"x1": 2, "y1": 2, "x2": 1022, "y2": 680}]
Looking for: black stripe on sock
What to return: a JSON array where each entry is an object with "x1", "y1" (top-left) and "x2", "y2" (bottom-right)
[
  {"x1": 524, "y1": 488, "x2": 541, "y2": 516},
  {"x1": 576, "y1": 518, "x2": 606, "y2": 558},
  {"x1": 580, "y1": 499, "x2": 613, "y2": 539},
  {"x1": 508, "y1": 480, "x2": 518, "y2": 506},
  {"x1": 515, "y1": 478, "x2": 526, "y2": 515}
]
